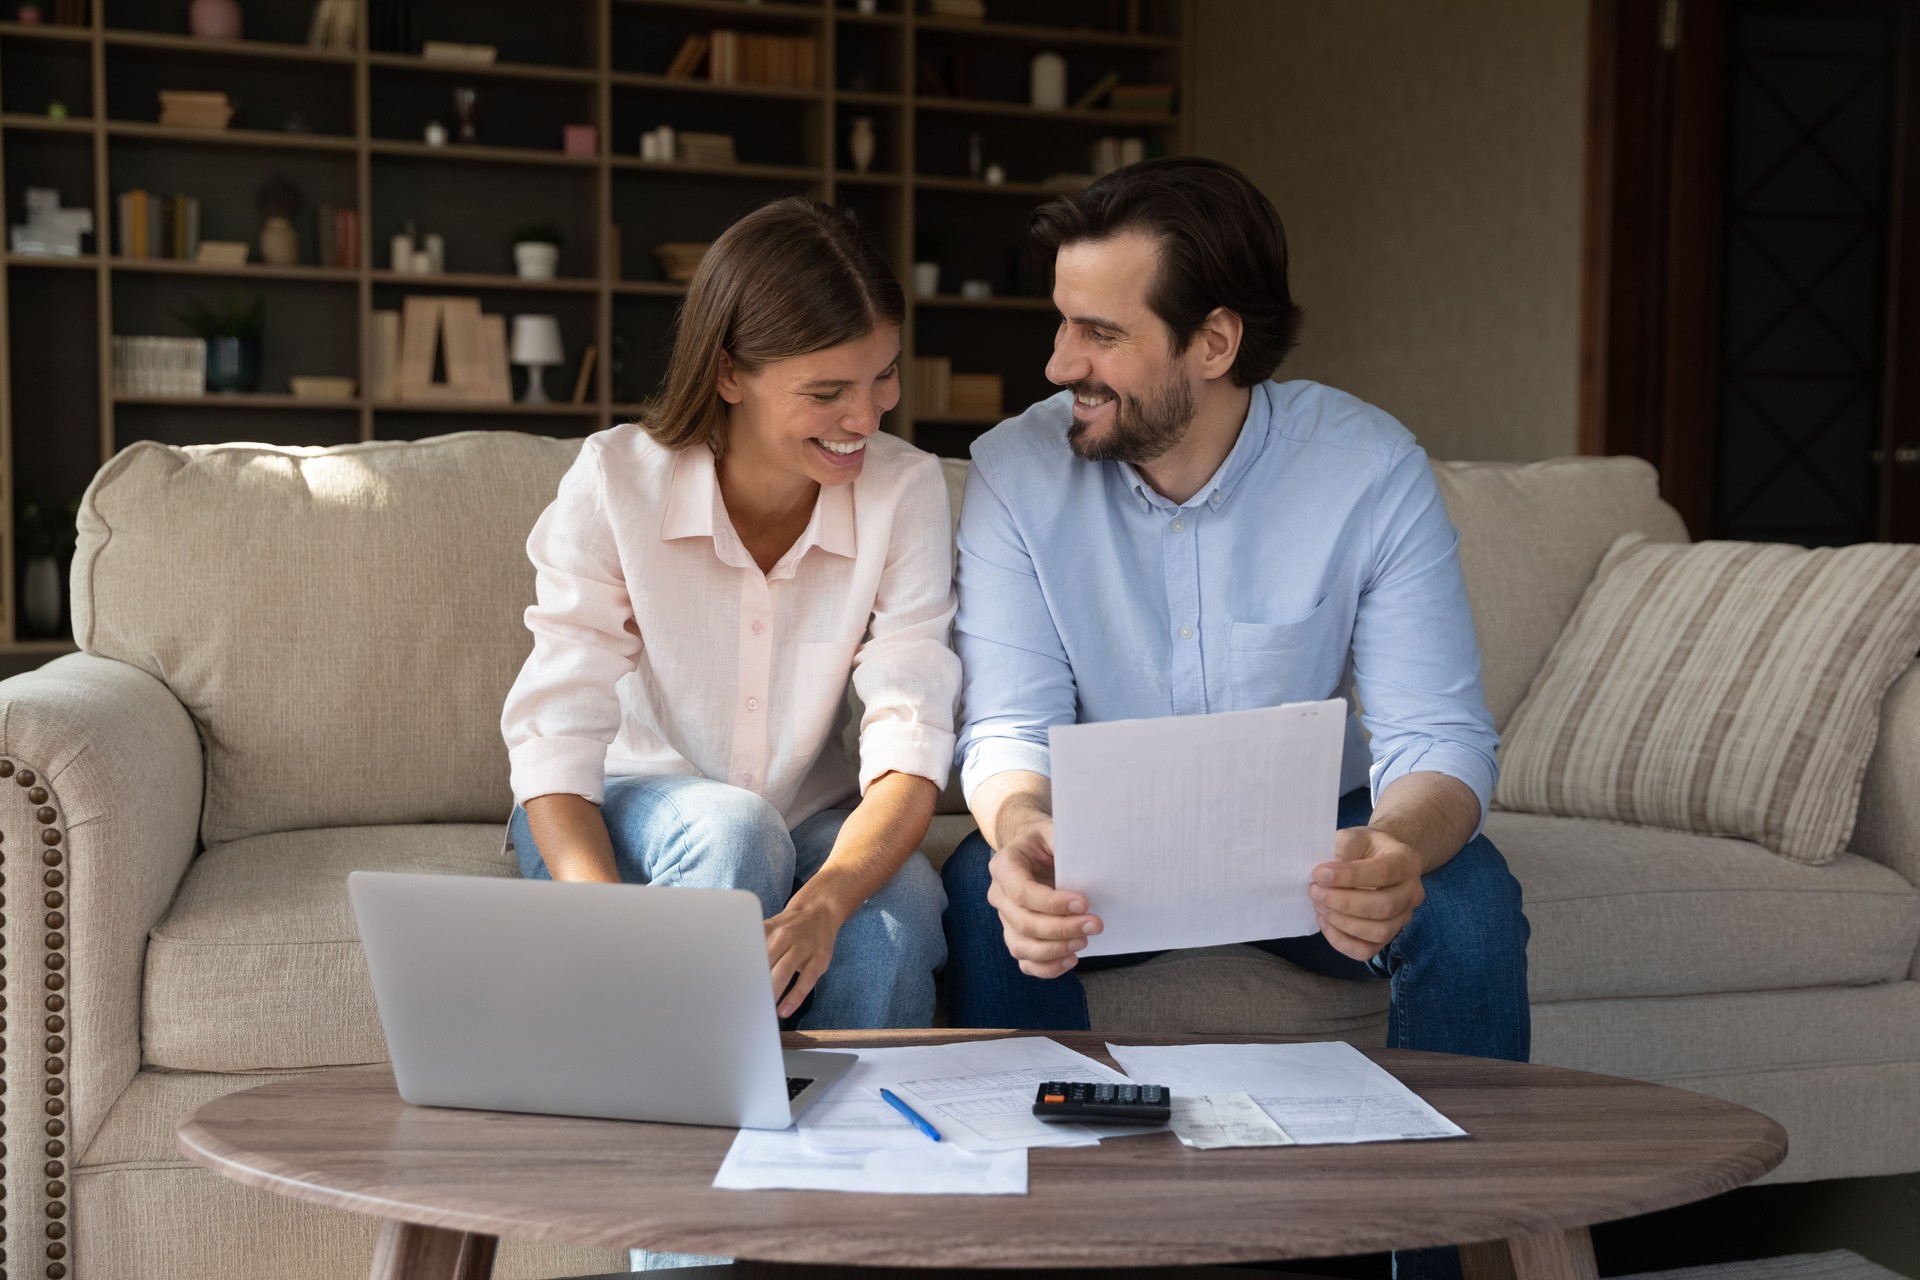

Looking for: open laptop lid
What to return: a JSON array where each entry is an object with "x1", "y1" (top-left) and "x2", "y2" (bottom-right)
[{"x1": 349, "y1": 872, "x2": 808, "y2": 1129}]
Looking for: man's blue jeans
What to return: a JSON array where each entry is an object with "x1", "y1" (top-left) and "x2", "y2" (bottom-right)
[
  {"x1": 511, "y1": 774, "x2": 947, "y2": 1029},
  {"x1": 939, "y1": 786, "x2": 1531, "y2": 1280}
]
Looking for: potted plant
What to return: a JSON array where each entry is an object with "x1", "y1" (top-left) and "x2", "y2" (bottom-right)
[
  {"x1": 14, "y1": 495, "x2": 78, "y2": 638},
  {"x1": 512, "y1": 223, "x2": 564, "y2": 280},
  {"x1": 177, "y1": 296, "x2": 266, "y2": 394}
]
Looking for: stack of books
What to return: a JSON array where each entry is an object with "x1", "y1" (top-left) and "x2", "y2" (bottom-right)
[
  {"x1": 314, "y1": 206, "x2": 361, "y2": 269},
  {"x1": 112, "y1": 337, "x2": 207, "y2": 397},
  {"x1": 707, "y1": 30, "x2": 817, "y2": 88},
  {"x1": 924, "y1": 0, "x2": 986, "y2": 19},
  {"x1": 653, "y1": 242, "x2": 710, "y2": 283},
  {"x1": 383, "y1": 297, "x2": 512, "y2": 404},
  {"x1": 910, "y1": 356, "x2": 951, "y2": 417},
  {"x1": 115, "y1": 190, "x2": 202, "y2": 260},
  {"x1": 1110, "y1": 84, "x2": 1174, "y2": 113},
  {"x1": 676, "y1": 132, "x2": 736, "y2": 165},
  {"x1": 158, "y1": 90, "x2": 234, "y2": 130},
  {"x1": 1089, "y1": 136, "x2": 1146, "y2": 175},
  {"x1": 948, "y1": 373, "x2": 1003, "y2": 419},
  {"x1": 196, "y1": 241, "x2": 250, "y2": 267}
]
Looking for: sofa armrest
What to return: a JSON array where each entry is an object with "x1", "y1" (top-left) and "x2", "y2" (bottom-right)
[
  {"x1": 0, "y1": 652, "x2": 201, "y2": 1185},
  {"x1": 1854, "y1": 661, "x2": 1920, "y2": 977}
]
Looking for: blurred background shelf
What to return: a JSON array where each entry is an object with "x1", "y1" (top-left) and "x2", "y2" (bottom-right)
[{"x1": 0, "y1": 0, "x2": 1188, "y2": 648}]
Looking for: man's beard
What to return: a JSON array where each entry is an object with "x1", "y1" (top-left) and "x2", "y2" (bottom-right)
[{"x1": 1065, "y1": 373, "x2": 1196, "y2": 465}]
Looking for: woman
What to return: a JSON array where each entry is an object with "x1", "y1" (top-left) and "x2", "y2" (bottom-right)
[{"x1": 501, "y1": 198, "x2": 958, "y2": 1029}]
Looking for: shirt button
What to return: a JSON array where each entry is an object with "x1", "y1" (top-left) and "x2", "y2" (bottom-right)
[
  {"x1": 1179, "y1": 625, "x2": 1194, "y2": 639},
  {"x1": 739, "y1": 772, "x2": 753, "y2": 786},
  {"x1": 1209, "y1": 494, "x2": 1222, "y2": 508},
  {"x1": 746, "y1": 698, "x2": 760, "y2": 711},
  {"x1": 1170, "y1": 519, "x2": 1184, "y2": 533}
]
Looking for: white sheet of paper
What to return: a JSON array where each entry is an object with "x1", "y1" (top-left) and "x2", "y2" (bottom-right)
[
  {"x1": 1050, "y1": 700, "x2": 1347, "y2": 956},
  {"x1": 1108, "y1": 1041, "x2": 1466, "y2": 1145},
  {"x1": 795, "y1": 1097, "x2": 928, "y2": 1152},
  {"x1": 713, "y1": 1127, "x2": 1027, "y2": 1194},
  {"x1": 839, "y1": 1036, "x2": 1147, "y2": 1150},
  {"x1": 1170, "y1": 1092, "x2": 1294, "y2": 1149}
]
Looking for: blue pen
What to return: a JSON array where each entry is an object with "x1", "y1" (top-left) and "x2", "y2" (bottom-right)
[{"x1": 879, "y1": 1088, "x2": 943, "y2": 1143}]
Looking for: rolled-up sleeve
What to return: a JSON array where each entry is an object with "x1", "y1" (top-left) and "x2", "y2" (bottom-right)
[
  {"x1": 501, "y1": 439, "x2": 642, "y2": 806},
  {"x1": 953, "y1": 455, "x2": 1078, "y2": 801},
  {"x1": 852, "y1": 456, "x2": 962, "y2": 794},
  {"x1": 1353, "y1": 444, "x2": 1500, "y2": 831}
]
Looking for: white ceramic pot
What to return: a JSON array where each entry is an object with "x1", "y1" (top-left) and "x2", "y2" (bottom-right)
[
  {"x1": 849, "y1": 117, "x2": 876, "y2": 175},
  {"x1": 1031, "y1": 51, "x2": 1067, "y2": 109},
  {"x1": 514, "y1": 241, "x2": 560, "y2": 280},
  {"x1": 912, "y1": 262, "x2": 940, "y2": 298},
  {"x1": 23, "y1": 556, "x2": 60, "y2": 636},
  {"x1": 259, "y1": 215, "x2": 298, "y2": 267}
]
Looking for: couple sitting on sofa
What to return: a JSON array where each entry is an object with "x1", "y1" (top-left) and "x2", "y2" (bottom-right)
[{"x1": 502, "y1": 156, "x2": 1531, "y2": 1062}]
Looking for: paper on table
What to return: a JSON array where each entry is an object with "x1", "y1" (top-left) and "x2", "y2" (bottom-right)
[
  {"x1": 845, "y1": 1036, "x2": 1148, "y2": 1150},
  {"x1": 714, "y1": 1127, "x2": 1027, "y2": 1194},
  {"x1": 1108, "y1": 1041, "x2": 1466, "y2": 1145},
  {"x1": 1170, "y1": 1092, "x2": 1294, "y2": 1149},
  {"x1": 1050, "y1": 700, "x2": 1346, "y2": 956},
  {"x1": 796, "y1": 1096, "x2": 927, "y2": 1152}
]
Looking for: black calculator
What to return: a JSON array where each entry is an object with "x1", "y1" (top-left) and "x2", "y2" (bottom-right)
[{"x1": 1032, "y1": 1080, "x2": 1172, "y2": 1124}]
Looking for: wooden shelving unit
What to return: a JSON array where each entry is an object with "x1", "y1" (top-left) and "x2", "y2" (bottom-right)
[{"x1": 0, "y1": 0, "x2": 1189, "y2": 652}]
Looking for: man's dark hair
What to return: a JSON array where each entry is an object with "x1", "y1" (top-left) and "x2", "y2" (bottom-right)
[{"x1": 1029, "y1": 156, "x2": 1304, "y2": 387}]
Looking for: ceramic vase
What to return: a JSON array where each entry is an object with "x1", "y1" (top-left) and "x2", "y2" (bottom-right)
[
  {"x1": 912, "y1": 262, "x2": 939, "y2": 298},
  {"x1": 1030, "y1": 51, "x2": 1067, "y2": 109},
  {"x1": 22, "y1": 556, "x2": 59, "y2": 637},
  {"x1": 514, "y1": 242, "x2": 560, "y2": 280},
  {"x1": 259, "y1": 215, "x2": 298, "y2": 266},
  {"x1": 849, "y1": 117, "x2": 876, "y2": 175},
  {"x1": 189, "y1": 0, "x2": 242, "y2": 39},
  {"x1": 205, "y1": 336, "x2": 262, "y2": 394}
]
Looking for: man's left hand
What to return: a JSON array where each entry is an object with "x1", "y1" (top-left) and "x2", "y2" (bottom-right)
[{"x1": 1310, "y1": 826, "x2": 1426, "y2": 962}]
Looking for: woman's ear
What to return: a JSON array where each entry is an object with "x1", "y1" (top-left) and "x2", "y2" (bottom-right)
[{"x1": 715, "y1": 350, "x2": 744, "y2": 405}]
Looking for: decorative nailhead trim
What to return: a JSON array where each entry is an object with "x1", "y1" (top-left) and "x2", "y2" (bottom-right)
[{"x1": 10, "y1": 759, "x2": 68, "y2": 1280}]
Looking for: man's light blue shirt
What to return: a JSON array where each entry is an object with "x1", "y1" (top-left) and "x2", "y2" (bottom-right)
[{"x1": 954, "y1": 379, "x2": 1499, "y2": 828}]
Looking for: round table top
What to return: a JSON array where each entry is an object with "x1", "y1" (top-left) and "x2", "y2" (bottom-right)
[{"x1": 175, "y1": 1031, "x2": 1787, "y2": 1268}]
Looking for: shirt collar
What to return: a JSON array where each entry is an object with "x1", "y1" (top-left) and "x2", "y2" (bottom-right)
[
  {"x1": 659, "y1": 445, "x2": 858, "y2": 569},
  {"x1": 1118, "y1": 383, "x2": 1273, "y2": 513}
]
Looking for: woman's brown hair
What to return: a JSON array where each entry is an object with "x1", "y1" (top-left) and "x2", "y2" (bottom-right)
[{"x1": 646, "y1": 198, "x2": 904, "y2": 455}]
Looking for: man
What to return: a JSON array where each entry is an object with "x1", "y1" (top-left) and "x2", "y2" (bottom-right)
[{"x1": 941, "y1": 156, "x2": 1530, "y2": 1067}]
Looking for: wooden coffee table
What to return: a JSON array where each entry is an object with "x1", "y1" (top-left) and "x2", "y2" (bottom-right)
[{"x1": 174, "y1": 1031, "x2": 1786, "y2": 1280}]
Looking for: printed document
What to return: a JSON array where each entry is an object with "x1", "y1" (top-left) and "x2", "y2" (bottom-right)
[
  {"x1": 1169, "y1": 1092, "x2": 1295, "y2": 1149},
  {"x1": 1050, "y1": 700, "x2": 1347, "y2": 956},
  {"x1": 714, "y1": 1129, "x2": 1027, "y2": 1194},
  {"x1": 1107, "y1": 1040, "x2": 1466, "y2": 1145}
]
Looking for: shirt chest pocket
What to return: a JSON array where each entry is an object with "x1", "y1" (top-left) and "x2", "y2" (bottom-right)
[
  {"x1": 791, "y1": 638, "x2": 857, "y2": 758},
  {"x1": 1227, "y1": 599, "x2": 1342, "y2": 708}
]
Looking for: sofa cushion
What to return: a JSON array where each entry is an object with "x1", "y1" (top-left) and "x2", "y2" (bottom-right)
[
  {"x1": 1430, "y1": 457, "x2": 1689, "y2": 732},
  {"x1": 76, "y1": 434, "x2": 583, "y2": 846},
  {"x1": 143, "y1": 825, "x2": 514, "y2": 1071},
  {"x1": 1495, "y1": 535, "x2": 1920, "y2": 864},
  {"x1": 1489, "y1": 811, "x2": 1920, "y2": 1002}
]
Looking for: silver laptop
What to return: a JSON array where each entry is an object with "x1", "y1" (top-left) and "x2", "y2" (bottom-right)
[{"x1": 347, "y1": 871, "x2": 855, "y2": 1129}]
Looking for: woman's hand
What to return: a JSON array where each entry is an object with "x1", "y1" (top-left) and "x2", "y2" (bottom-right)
[{"x1": 764, "y1": 896, "x2": 846, "y2": 1019}]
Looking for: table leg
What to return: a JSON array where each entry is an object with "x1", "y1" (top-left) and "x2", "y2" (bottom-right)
[
  {"x1": 369, "y1": 1219, "x2": 497, "y2": 1280},
  {"x1": 1460, "y1": 1226, "x2": 1599, "y2": 1280}
]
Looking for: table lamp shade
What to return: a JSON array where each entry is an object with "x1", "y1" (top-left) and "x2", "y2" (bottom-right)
[{"x1": 510, "y1": 315, "x2": 564, "y2": 366}]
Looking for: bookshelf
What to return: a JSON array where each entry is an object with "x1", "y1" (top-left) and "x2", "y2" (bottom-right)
[{"x1": 0, "y1": 0, "x2": 1189, "y2": 653}]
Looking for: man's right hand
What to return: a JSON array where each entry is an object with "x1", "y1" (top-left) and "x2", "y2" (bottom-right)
[{"x1": 986, "y1": 817, "x2": 1104, "y2": 978}]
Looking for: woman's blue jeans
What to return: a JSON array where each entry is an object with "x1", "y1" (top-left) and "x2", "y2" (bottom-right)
[{"x1": 511, "y1": 774, "x2": 946, "y2": 1030}]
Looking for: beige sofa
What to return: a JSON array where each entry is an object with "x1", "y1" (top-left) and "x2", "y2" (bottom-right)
[{"x1": 0, "y1": 429, "x2": 1913, "y2": 1279}]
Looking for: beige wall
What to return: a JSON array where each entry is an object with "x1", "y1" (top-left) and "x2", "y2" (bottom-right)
[{"x1": 1191, "y1": 0, "x2": 1589, "y2": 461}]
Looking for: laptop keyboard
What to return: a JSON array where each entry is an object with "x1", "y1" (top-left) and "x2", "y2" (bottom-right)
[{"x1": 787, "y1": 1076, "x2": 814, "y2": 1100}]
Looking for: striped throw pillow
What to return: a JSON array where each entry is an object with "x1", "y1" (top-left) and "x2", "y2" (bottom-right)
[{"x1": 1495, "y1": 534, "x2": 1920, "y2": 864}]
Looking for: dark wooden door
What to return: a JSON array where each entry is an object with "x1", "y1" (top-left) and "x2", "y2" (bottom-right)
[{"x1": 1584, "y1": 0, "x2": 1920, "y2": 543}]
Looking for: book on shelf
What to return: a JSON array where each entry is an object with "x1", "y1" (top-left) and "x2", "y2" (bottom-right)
[
  {"x1": 196, "y1": 241, "x2": 250, "y2": 267},
  {"x1": 572, "y1": 344, "x2": 597, "y2": 404},
  {"x1": 676, "y1": 132, "x2": 736, "y2": 165},
  {"x1": 924, "y1": 0, "x2": 986, "y2": 19},
  {"x1": 369, "y1": 309, "x2": 400, "y2": 402},
  {"x1": 112, "y1": 336, "x2": 206, "y2": 398},
  {"x1": 315, "y1": 206, "x2": 360, "y2": 269},
  {"x1": 306, "y1": 0, "x2": 356, "y2": 52},
  {"x1": 157, "y1": 90, "x2": 234, "y2": 130},
  {"x1": 1109, "y1": 84, "x2": 1174, "y2": 113},
  {"x1": 948, "y1": 372, "x2": 1003, "y2": 419},
  {"x1": 663, "y1": 33, "x2": 710, "y2": 80},
  {"x1": 708, "y1": 30, "x2": 816, "y2": 89},
  {"x1": 116, "y1": 191, "x2": 202, "y2": 262},
  {"x1": 368, "y1": 0, "x2": 423, "y2": 54},
  {"x1": 910, "y1": 355, "x2": 951, "y2": 417},
  {"x1": 422, "y1": 40, "x2": 496, "y2": 65},
  {"x1": 1073, "y1": 70, "x2": 1122, "y2": 111},
  {"x1": 391, "y1": 296, "x2": 511, "y2": 404}
]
